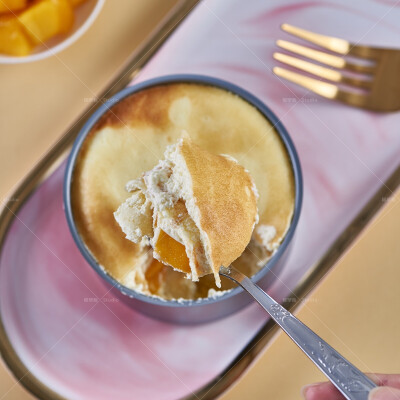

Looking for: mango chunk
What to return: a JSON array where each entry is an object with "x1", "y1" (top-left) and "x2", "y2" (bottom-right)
[
  {"x1": 18, "y1": 0, "x2": 73, "y2": 45},
  {"x1": 0, "y1": 16, "x2": 32, "y2": 56},
  {"x1": 0, "y1": 0, "x2": 27, "y2": 14},
  {"x1": 154, "y1": 230, "x2": 191, "y2": 274},
  {"x1": 56, "y1": 0, "x2": 74, "y2": 32}
]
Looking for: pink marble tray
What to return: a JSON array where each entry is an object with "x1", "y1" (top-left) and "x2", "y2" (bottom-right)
[{"x1": 1, "y1": 0, "x2": 400, "y2": 399}]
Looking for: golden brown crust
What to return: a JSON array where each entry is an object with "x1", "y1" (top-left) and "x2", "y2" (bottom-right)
[
  {"x1": 92, "y1": 85, "x2": 178, "y2": 132},
  {"x1": 179, "y1": 138, "x2": 258, "y2": 275}
]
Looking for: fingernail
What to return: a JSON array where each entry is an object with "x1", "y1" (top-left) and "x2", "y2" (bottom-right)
[
  {"x1": 300, "y1": 383, "x2": 318, "y2": 399},
  {"x1": 369, "y1": 387, "x2": 400, "y2": 400}
]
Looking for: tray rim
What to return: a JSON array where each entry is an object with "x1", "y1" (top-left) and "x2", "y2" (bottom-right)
[{"x1": 1, "y1": 0, "x2": 400, "y2": 398}]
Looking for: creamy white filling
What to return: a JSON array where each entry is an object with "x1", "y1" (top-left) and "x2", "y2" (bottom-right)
[
  {"x1": 114, "y1": 139, "x2": 213, "y2": 284},
  {"x1": 255, "y1": 224, "x2": 277, "y2": 251}
]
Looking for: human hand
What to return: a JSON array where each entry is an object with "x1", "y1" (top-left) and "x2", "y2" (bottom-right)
[{"x1": 302, "y1": 373, "x2": 400, "y2": 400}]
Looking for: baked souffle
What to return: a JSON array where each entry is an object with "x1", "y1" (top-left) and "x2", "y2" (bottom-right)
[{"x1": 71, "y1": 82, "x2": 295, "y2": 300}]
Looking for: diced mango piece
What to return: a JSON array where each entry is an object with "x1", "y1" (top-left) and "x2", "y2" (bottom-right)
[
  {"x1": 18, "y1": 1, "x2": 59, "y2": 44},
  {"x1": 56, "y1": 0, "x2": 73, "y2": 33},
  {"x1": 154, "y1": 230, "x2": 191, "y2": 274},
  {"x1": 0, "y1": 16, "x2": 32, "y2": 56},
  {"x1": 0, "y1": 0, "x2": 27, "y2": 14},
  {"x1": 18, "y1": 2, "x2": 59, "y2": 45},
  {"x1": 18, "y1": 0, "x2": 73, "y2": 45}
]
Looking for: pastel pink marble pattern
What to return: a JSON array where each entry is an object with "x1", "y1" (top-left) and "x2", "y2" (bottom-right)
[{"x1": 1, "y1": 0, "x2": 400, "y2": 399}]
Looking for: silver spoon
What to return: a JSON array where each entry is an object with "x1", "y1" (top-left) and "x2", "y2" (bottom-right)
[{"x1": 220, "y1": 266, "x2": 377, "y2": 400}]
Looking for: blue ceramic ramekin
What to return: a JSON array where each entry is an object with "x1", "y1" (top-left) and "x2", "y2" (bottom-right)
[{"x1": 64, "y1": 75, "x2": 303, "y2": 324}]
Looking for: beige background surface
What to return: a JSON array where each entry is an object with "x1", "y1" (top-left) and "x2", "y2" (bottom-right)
[{"x1": 1, "y1": 1, "x2": 400, "y2": 399}]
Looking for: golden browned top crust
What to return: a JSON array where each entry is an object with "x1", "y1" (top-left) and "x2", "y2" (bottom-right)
[
  {"x1": 71, "y1": 82, "x2": 295, "y2": 296},
  {"x1": 179, "y1": 137, "x2": 258, "y2": 273}
]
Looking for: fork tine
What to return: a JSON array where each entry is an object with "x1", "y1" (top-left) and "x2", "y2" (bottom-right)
[
  {"x1": 273, "y1": 66, "x2": 338, "y2": 98},
  {"x1": 277, "y1": 40, "x2": 344, "y2": 68},
  {"x1": 273, "y1": 66, "x2": 367, "y2": 108},
  {"x1": 281, "y1": 23, "x2": 381, "y2": 59},
  {"x1": 273, "y1": 52, "x2": 372, "y2": 89},
  {"x1": 277, "y1": 40, "x2": 375, "y2": 74},
  {"x1": 281, "y1": 24, "x2": 349, "y2": 55}
]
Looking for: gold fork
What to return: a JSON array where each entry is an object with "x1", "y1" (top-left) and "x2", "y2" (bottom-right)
[{"x1": 273, "y1": 24, "x2": 400, "y2": 111}]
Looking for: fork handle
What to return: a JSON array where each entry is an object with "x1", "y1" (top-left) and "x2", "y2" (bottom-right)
[{"x1": 221, "y1": 267, "x2": 377, "y2": 400}]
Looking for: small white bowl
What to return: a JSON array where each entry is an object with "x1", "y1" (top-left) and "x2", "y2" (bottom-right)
[{"x1": 0, "y1": 0, "x2": 105, "y2": 64}]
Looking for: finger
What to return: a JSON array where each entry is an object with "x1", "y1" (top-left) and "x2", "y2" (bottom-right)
[
  {"x1": 367, "y1": 374, "x2": 400, "y2": 390},
  {"x1": 301, "y1": 381, "x2": 344, "y2": 400},
  {"x1": 369, "y1": 386, "x2": 400, "y2": 400},
  {"x1": 302, "y1": 374, "x2": 400, "y2": 400}
]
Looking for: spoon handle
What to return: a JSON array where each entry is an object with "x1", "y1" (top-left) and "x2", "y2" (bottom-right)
[{"x1": 220, "y1": 266, "x2": 377, "y2": 400}]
